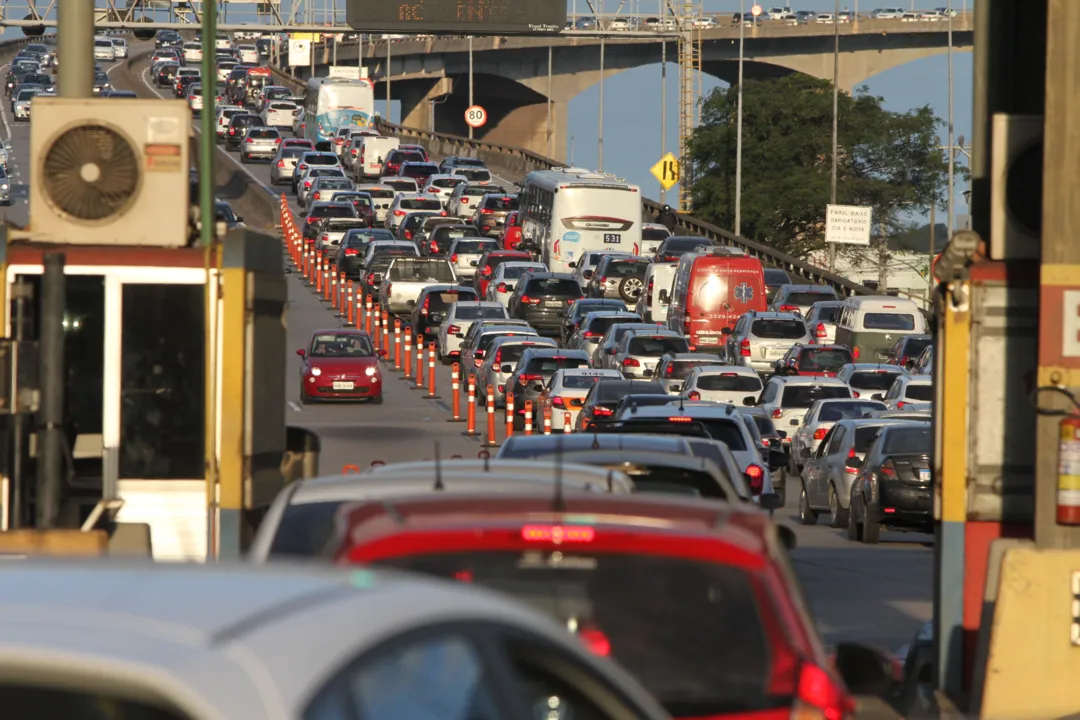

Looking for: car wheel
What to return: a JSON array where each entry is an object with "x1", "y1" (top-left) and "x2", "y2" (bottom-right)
[
  {"x1": 847, "y1": 493, "x2": 863, "y2": 541},
  {"x1": 861, "y1": 499, "x2": 881, "y2": 544},
  {"x1": 797, "y1": 485, "x2": 817, "y2": 525},
  {"x1": 370, "y1": 394, "x2": 383, "y2": 405},
  {"x1": 829, "y1": 483, "x2": 849, "y2": 528},
  {"x1": 619, "y1": 275, "x2": 645, "y2": 303}
]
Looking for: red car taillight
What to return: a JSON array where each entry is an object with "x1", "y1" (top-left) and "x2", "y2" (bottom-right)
[
  {"x1": 344, "y1": 248, "x2": 359, "y2": 256},
  {"x1": 521, "y1": 296, "x2": 540, "y2": 304},
  {"x1": 482, "y1": 266, "x2": 493, "y2": 276},
  {"x1": 687, "y1": 391, "x2": 701, "y2": 400},
  {"x1": 779, "y1": 304, "x2": 800, "y2": 313},
  {"x1": 621, "y1": 358, "x2": 640, "y2": 367},
  {"x1": 496, "y1": 283, "x2": 509, "y2": 293},
  {"x1": 276, "y1": 160, "x2": 285, "y2": 168},
  {"x1": 740, "y1": 338, "x2": 751, "y2": 357},
  {"x1": 815, "y1": 322, "x2": 827, "y2": 338},
  {"x1": 771, "y1": 408, "x2": 783, "y2": 418},
  {"x1": 745, "y1": 464, "x2": 765, "y2": 495},
  {"x1": 813, "y1": 428, "x2": 828, "y2": 440}
]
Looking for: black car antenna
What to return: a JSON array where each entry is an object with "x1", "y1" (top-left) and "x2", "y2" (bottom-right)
[
  {"x1": 433, "y1": 441, "x2": 444, "y2": 490},
  {"x1": 591, "y1": 430, "x2": 600, "y2": 450},
  {"x1": 607, "y1": 469, "x2": 615, "y2": 493},
  {"x1": 679, "y1": 394, "x2": 685, "y2": 412},
  {"x1": 553, "y1": 433, "x2": 566, "y2": 512}
]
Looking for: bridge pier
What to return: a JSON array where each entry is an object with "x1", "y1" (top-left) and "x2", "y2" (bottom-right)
[{"x1": 398, "y1": 78, "x2": 454, "y2": 132}]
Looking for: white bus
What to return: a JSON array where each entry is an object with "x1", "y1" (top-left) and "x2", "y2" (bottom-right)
[
  {"x1": 304, "y1": 76, "x2": 375, "y2": 143},
  {"x1": 518, "y1": 168, "x2": 643, "y2": 274}
]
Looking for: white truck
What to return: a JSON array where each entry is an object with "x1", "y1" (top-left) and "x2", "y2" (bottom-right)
[
  {"x1": 378, "y1": 257, "x2": 459, "y2": 317},
  {"x1": 358, "y1": 136, "x2": 400, "y2": 181}
]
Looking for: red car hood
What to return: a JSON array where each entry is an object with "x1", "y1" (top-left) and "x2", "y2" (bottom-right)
[{"x1": 308, "y1": 356, "x2": 378, "y2": 375}]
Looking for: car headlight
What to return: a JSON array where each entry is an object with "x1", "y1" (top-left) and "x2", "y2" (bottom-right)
[
  {"x1": 1, "y1": 185, "x2": 9, "y2": 190},
  {"x1": 365, "y1": 366, "x2": 377, "y2": 377},
  {"x1": 310, "y1": 367, "x2": 321, "y2": 376}
]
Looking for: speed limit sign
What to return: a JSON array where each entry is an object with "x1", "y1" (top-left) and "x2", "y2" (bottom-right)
[{"x1": 465, "y1": 105, "x2": 487, "y2": 129}]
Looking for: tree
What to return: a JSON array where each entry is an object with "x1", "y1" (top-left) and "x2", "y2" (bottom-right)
[{"x1": 687, "y1": 74, "x2": 954, "y2": 259}]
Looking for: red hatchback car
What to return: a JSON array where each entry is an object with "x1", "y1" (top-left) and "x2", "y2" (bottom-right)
[
  {"x1": 473, "y1": 249, "x2": 533, "y2": 297},
  {"x1": 499, "y1": 210, "x2": 524, "y2": 251},
  {"x1": 332, "y1": 493, "x2": 878, "y2": 720},
  {"x1": 297, "y1": 329, "x2": 384, "y2": 404},
  {"x1": 775, "y1": 344, "x2": 854, "y2": 378}
]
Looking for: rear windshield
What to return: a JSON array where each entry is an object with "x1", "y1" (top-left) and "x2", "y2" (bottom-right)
[
  {"x1": 453, "y1": 240, "x2": 499, "y2": 254},
  {"x1": 280, "y1": 147, "x2": 305, "y2": 158},
  {"x1": 232, "y1": 116, "x2": 260, "y2": 126},
  {"x1": 666, "y1": 238, "x2": 711, "y2": 252},
  {"x1": 493, "y1": 341, "x2": 553, "y2": 365},
  {"x1": 345, "y1": 229, "x2": 394, "y2": 247},
  {"x1": 431, "y1": 177, "x2": 464, "y2": 188},
  {"x1": 751, "y1": 319, "x2": 807, "y2": 339},
  {"x1": 392, "y1": 151, "x2": 425, "y2": 164},
  {"x1": 690, "y1": 419, "x2": 747, "y2": 450},
  {"x1": 455, "y1": 168, "x2": 492, "y2": 181},
  {"x1": 882, "y1": 426, "x2": 932, "y2": 454},
  {"x1": 900, "y1": 337, "x2": 932, "y2": 356},
  {"x1": 318, "y1": 178, "x2": 352, "y2": 189},
  {"x1": 524, "y1": 356, "x2": 590, "y2": 374},
  {"x1": 814, "y1": 305, "x2": 842, "y2": 323},
  {"x1": 400, "y1": 198, "x2": 443, "y2": 210},
  {"x1": 628, "y1": 336, "x2": 690, "y2": 357},
  {"x1": 697, "y1": 373, "x2": 763, "y2": 392},
  {"x1": 864, "y1": 313, "x2": 916, "y2": 331},
  {"x1": 854, "y1": 427, "x2": 886, "y2": 453},
  {"x1": 764, "y1": 268, "x2": 790, "y2": 286},
  {"x1": 642, "y1": 227, "x2": 671, "y2": 241},
  {"x1": 595, "y1": 380, "x2": 666, "y2": 402},
  {"x1": 388, "y1": 260, "x2": 455, "y2": 282},
  {"x1": 384, "y1": 179, "x2": 418, "y2": 192},
  {"x1": 780, "y1": 385, "x2": 851, "y2": 408},
  {"x1": 584, "y1": 315, "x2": 635, "y2": 336},
  {"x1": 665, "y1": 359, "x2": 720, "y2": 380},
  {"x1": 905, "y1": 383, "x2": 934, "y2": 401},
  {"x1": 454, "y1": 305, "x2": 507, "y2": 321},
  {"x1": 797, "y1": 348, "x2": 852, "y2": 371},
  {"x1": 268, "y1": 502, "x2": 340, "y2": 557},
  {"x1": 427, "y1": 290, "x2": 479, "y2": 312},
  {"x1": 606, "y1": 260, "x2": 650, "y2": 276},
  {"x1": 818, "y1": 401, "x2": 887, "y2": 421},
  {"x1": 401, "y1": 163, "x2": 439, "y2": 178},
  {"x1": 304, "y1": 154, "x2": 338, "y2": 166},
  {"x1": 370, "y1": 552, "x2": 772, "y2": 717},
  {"x1": 309, "y1": 168, "x2": 345, "y2": 180},
  {"x1": 438, "y1": 227, "x2": 481, "y2": 241},
  {"x1": 482, "y1": 196, "x2": 518, "y2": 210},
  {"x1": 783, "y1": 291, "x2": 838, "y2": 306},
  {"x1": 310, "y1": 333, "x2": 373, "y2": 357},
  {"x1": 463, "y1": 185, "x2": 496, "y2": 197},
  {"x1": 310, "y1": 205, "x2": 357, "y2": 219},
  {"x1": 363, "y1": 188, "x2": 396, "y2": 199},
  {"x1": 524, "y1": 278, "x2": 584, "y2": 297},
  {"x1": 749, "y1": 416, "x2": 778, "y2": 438},
  {"x1": 848, "y1": 370, "x2": 901, "y2": 391},
  {"x1": 562, "y1": 374, "x2": 613, "y2": 390},
  {"x1": 501, "y1": 265, "x2": 542, "y2": 280},
  {"x1": 625, "y1": 466, "x2": 728, "y2": 499}
]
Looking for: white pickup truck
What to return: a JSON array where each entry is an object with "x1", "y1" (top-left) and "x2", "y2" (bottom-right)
[{"x1": 379, "y1": 257, "x2": 459, "y2": 317}]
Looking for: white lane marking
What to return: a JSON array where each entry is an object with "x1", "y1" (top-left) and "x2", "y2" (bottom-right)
[
  {"x1": 139, "y1": 63, "x2": 277, "y2": 198},
  {"x1": 286, "y1": 401, "x2": 303, "y2": 412},
  {"x1": 0, "y1": 63, "x2": 11, "y2": 142}
]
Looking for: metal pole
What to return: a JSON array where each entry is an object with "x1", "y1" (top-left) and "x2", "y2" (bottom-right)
[
  {"x1": 35, "y1": 253, "x2": 65, "y2": 529},
  {"x1": 598, "y1": 36, "x2": 605, "y2": 171},
  {"x1": 946, "y1": 0, "x2": 955, "y2": 242},
  {"x1": 58, "y1": 0, "x2": 93, "y2": 97},
  {"x1": 828, "y1": 0, "x2": 840, "y2": 273},
  {"x1": 660, "y1": 39, "x2": 666, "y2": 205},
  {"x1": 546, "y1": 42, "x2": 552, "y2": 157},
  {"x1": 8, "y1": 285, "x2": 26, "y2": 529},
  {"x1": 928, "y1": 199, "x2": 936, "y2": 299},
  {"x1": 468, "y1": 36, "x2": 474, "y2": 139},
  {"x1": 735, "y1": 0, "x2": 745, "y2": 236},
  {"x1": 386, "y1": 40, "x2": 391, "y2": 121},
  {"x1": 200, "y1": 0, "x2": 217, "y2": 250}
]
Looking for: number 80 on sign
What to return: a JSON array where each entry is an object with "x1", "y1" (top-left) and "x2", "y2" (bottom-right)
[{"x1": 465, "y1": 105, "x2": 487, "y2": 129}]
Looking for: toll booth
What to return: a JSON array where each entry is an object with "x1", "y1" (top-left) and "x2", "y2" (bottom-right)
[{"x1": 0, "y1": 231, "x2": 288, "y2": 560}]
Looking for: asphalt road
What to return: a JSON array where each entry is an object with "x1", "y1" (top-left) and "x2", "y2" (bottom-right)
[{"x1": 42, "y1": 45, "x2": 934, "y2": 653}]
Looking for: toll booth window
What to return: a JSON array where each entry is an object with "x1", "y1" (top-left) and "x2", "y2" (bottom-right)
[{"x1": 119, "y1": 284, "x2": 204, "y2": 480}]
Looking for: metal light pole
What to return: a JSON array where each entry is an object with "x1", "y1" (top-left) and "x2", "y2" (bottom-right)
[
  {"x1": 734, "y1": 0, "x2": 745, "y2": 236},
  {"x1": 828, "y1": 0, "x2": 840, "y2": 273},
  {"x1": 468, "y1": 36, "x2": 474, "y2": 139},
  {"x1": 58, "y1": 2, "x2": 93, "y2": 97},
  {"x1": 546, "y1": 42, "x2": 553, "y2": 157},
  {"x1": 598, "y1": 36, "x2": 605, "y2": 171},
  {"x1": 199, "y1": 0, "x2": 217, "y2": 251},
  {"x1": 386, "y1": 41, "x2": 392, "y2": 121},
  {"x1": 946, "y1": 0, "x2": 955, "y2": 242},
  {"x1": 661, "y1": 39, "x2": 667, "y2": 205}
]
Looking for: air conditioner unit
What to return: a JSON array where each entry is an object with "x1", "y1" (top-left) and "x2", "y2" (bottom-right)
[
  {"x1": 29, "y1": 97, "x2": 191, "y2": 246},
  {"x1": 990, "y1": 113, "x2": 1043, "y2": 260}
]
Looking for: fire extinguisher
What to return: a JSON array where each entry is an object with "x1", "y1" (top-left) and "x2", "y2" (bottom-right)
[{"x1": 1057, "y1": 416, "x2": 1080, "y2": 524}]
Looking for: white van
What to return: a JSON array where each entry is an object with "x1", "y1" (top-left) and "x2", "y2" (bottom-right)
[
  {"x1": 833, "y1": 295, "x2": 928, "y2": 363},
  {"x1": 359, "y1": 136, "x2": 400, "y2": 180},
  {"x1": 635, "y1": 261, "x2": 677, "y2": 323}
]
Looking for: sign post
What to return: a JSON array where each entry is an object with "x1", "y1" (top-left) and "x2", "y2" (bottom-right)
[
  {"x1": 650, "y1": 152, "x2": 680, "y2": 192},
  {"x1": 465, "y1": 105, "x2": 487, "y2": 129}
]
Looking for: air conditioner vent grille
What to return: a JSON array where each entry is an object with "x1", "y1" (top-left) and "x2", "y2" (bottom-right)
[{"x1": 42, "y1": 124, "x2": 139, "y2": 221}]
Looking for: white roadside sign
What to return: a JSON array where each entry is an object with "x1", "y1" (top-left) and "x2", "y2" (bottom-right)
[
  {"x1": 826, "y1": 204, "x2": 872, "y2": 245},
  {"x1": 288, "y1": 39, "x2": 312, "y2": 67},
  {"x1": 328, "y1": 65, "x2": 366, "y2": 80}
]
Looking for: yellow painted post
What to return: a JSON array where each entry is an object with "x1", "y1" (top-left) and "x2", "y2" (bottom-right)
[{"x1": 216, "y1": 263, "x2": 246, "y2": 560}]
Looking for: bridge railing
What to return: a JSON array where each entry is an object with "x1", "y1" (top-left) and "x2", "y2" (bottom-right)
[{"x1": 267, "y1": 63, "x2": 879, "y2": 298}]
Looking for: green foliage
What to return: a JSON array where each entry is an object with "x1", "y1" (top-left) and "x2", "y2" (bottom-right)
[{"x1": 687, "y1": 74, "x2": 956, "y2": 259}]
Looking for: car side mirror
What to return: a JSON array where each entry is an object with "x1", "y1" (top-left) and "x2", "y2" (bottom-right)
[
  {"x1": 742, "y1": 396, "x2": 756, "y2": 406},
  {"x1": 235, "y1": 215, "x2": 244, "y2": 223},
  {"x1": 768, "y1": 449, "x2": 787, "y2": 469},
  {"x1": 871, "y1": 393, "x2": 884, "y2": 401},
  {"x1": 296, "y1": 348, "x2": 306, "y2": 357},
  {"x1": 378, "y1": 348, "x2": 388, "y2": 357},
  {"x1": 568, "y1": 261, "x2": 577, "y2": 268},
  {"x1": 833, "y1": 643, "x2": 896, "y2": 697},
  {"x1": 583, "y1": 270, "x2": 593, "y2": 279},
  {"x1": 845, "y1": 456, "x2": 862, "y2": 470},
  {"x1": 500, "y1": 363, "x2": 513, "y2": 373},
  {"x1": 759, "y1": 492, "x2": 782, "y2": 510},
  {"x1": 658, "y1": 289, "x2": 670, "y2": 303},
  {"x1": 721, "y1": 327, "x2": 732, "y2": 335},
  {"x1": 776, "y1": 430, "x2": 787, "y2": 439}
]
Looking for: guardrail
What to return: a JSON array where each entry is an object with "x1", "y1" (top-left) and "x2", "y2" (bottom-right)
[{"x1": 267, "y1": 63, "x2": 881, "y2": 298}]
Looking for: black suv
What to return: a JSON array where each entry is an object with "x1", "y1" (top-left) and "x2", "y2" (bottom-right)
[
  {"x1": 225, "y1": 114, "x2": 262, "y2": 149},
  {"x1": 506, "y1": 348, "x2": 591, "y2": 429},
  {"x1": 507, "y1": 273, "x2": 584, "y2": 335},
  {"x1": 410, "y1": 285, "x2": 480, "y2": 340}
]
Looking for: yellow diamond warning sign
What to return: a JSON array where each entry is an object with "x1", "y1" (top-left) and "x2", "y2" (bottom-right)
[{"x1": 650, "y1": 152, "x2": 680, "y2": 191}]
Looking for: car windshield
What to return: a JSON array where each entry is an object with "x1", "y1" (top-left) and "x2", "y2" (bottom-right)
[
  {"x1": 455, "y1": 168, "x2": 491, "y2": 181},
  {"x1": 900, "y1": 337, "x2": 933, "y2": 356},
  {"x1": 620, "y1": 465, "x2": 726, "y2": 498},
  {"x1": 864, "y1": 313, "x2": 916, "y2": 331},
  {"x1": 818, "y1": 401, "x2": 887, "y2": 421},
  {"x1": 643, "y1": 227, "x2": 671, "y2": 241},
  {"x1": 666, "y1": 238, "x2": 711, "y2": 252},
  {"x1": 387, "y1": 259, "x2": 455, "y2": 282},
  {"x1": 848, "y1": 370, "x2": 902, "y2": 391},
  {"x1": 248, "y1": 128, "x2": 278, "y2": 139},
  {"x1": 319, "y1": 179, "x2": 352, "y2": 189},
  {"x1": 685, "y1": 419, "x2": 747, "y2": 450},
  {"x1": 524, "y1": 278, "x2": 583, "y2": 297},
  {"x1": 431, "y1": 177, "x2": 463, "y2": 188},
  {"x1": 454, "y1": 305, "x2": 507, "y2": 321},
  {"x1": 751, "y1": 319, "x2": 806, "y2": 339},
  {"x1": 628, "y1": 336, "x2": 690, "y2": 356},
  {"x1": 309, "y1": 333, "x2": 374, "y2": 357},
  {"x1": 814, "y1": 305, "x2": 842, "y2": 322},
  {"x1": 783, "y1": 291, "x2": 837, "y2": 306},
  {"x1": 492, "y1": 341, "x2": 552, "y2": 365},
  {"x1": 345, "y1": 229, "x2": 394, "y2": 247},
  {"x1": 797, "y1": 348, "x2": 852, "y2": 371},
  {"x1": 697, "y1": 373, "x2": 763, "y2": 392},
  {"x1": 905, "y1": 383, "x2": 934, "y2": 401},
  {"x1": 499, "y1": 265, "x2": 541, "y2": 280},
  {"x1": 453, "y1": 240, "x2": 498, "y2": 254},
  {"x1": 311, "y1": 205, "x2": 357, "y2": 219},
  {"x1": 882, "y1": 426, "x2": 932, "y2": 454},
  {"x1": 594, "y1": 380, "x2": 666, "y2": 402},
  {"x1": 401, "y1": 163, "x2": 439, "y2": 178},
  {"x1": 370, "y1": 551, "x2": 773, "y2": 717},
  {"x1": 583, "y1": 315, "x2": 635, "y2": 336},
  {"x1": 780, "y1": 385, "x2": 851, "y2": 408},
  {"x1": 764, "y1": 269, "x2": 790, "y2": 285},
  {"x1": 665, "y1": 359, "x2": 721, "y2": 380},
  {"x1": 482, "y1": 196, "x2": 518, "y2": 210}
]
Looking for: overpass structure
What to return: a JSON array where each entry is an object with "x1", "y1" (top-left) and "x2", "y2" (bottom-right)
[{"x1": 297, "y1": 15, "x2": 974, "y2": 157}]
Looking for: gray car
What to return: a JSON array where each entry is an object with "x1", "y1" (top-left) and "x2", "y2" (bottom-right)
[
  {"x1": 471, "y1": 192, "x2": 519, "y2": 237},
  {"x1": 476, "y1": 334, "x2": 559, "y2": 406},
  {"x1": 585, "y1": 255, "x2": 651, "y2": 302},
  {"x1": 725, "y1": 310, "x2": 811, "y2": 373},
  {"x1": 592, "y1": 321, "x2": 665, "y2": 369},
  {"x1": 804, "y1": 300, "x2": 845, "y2": 343},
  {"x1": 567, "y1": 311, "x2": 644, "y2": 357},
  {"x1": 652, "y1": 352, "x2": 726, "y2": 394},
  {"x1": 506, "y1": 347, "x2": 592, "y2": 427},
  {"x1": 768, "y1": 283, "x2": 841, "y2": 315},
  {"x1": 798, "y1": 417, "x2": 922, "y2": 527},
  {"x1": 611, "y1": 328, "x2": 690, "y2": 379},
  {"x1": 446, "y1": 237, "x2": 500, "y2": 280},
  {"x1": 238, "y1": 126, "x2": 282, "y2": 163}
]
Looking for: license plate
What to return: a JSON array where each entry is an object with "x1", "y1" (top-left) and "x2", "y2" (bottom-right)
[
  {"x1": 545, "y1": 301, "x2": 563, "y2": 308},
  {"x1": 603, "y1": 233, "x2": 622, "y2": 243},
  {"x1": 332, "y1": 381, "x2": 355, "y2": 390},
  {"x1": 697, "y1": 336, "x2": 719, "y2": 345},
  {"x1": 919, "y1": 469, "x2": 931, "y2": 482}
]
